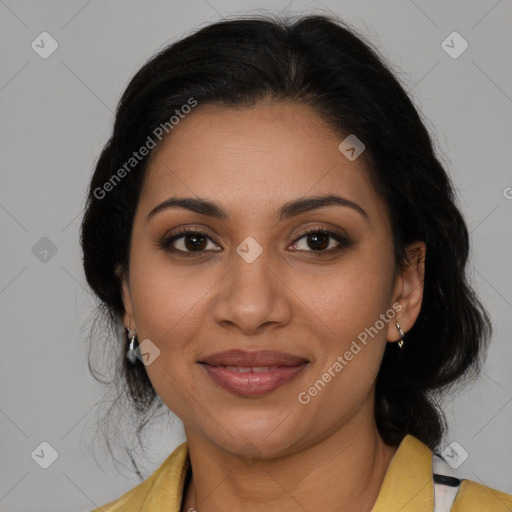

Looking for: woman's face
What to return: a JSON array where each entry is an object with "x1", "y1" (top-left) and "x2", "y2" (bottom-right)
[{"x1": 121, "y1": 101, "x2": 425, "y2": 457}]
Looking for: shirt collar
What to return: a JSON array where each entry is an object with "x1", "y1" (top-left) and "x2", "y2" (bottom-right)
[
  {"x1": 371, "y1": 434, "x2": 434, "y2": 512},
  {"x1": 143, "y1": 439, "x2": 190, "y2": 512}
]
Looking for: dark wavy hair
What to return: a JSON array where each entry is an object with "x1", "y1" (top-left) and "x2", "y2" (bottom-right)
[{"x1": 80, "y1": 13, "x2": 491, "y2": 475}]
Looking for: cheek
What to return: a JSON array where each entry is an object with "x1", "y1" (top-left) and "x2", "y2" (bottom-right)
[
  {"x1": 295, "y1": 273, "x2": 391, "y2": 424},
  {"x1": 127, "y1": 252, "x2": 207, "y2": 409},
  {"x1": 128, "y1": 246, "x2": 209, "y2": 342},
  {"x1": 290, "y1": 249, "x2": 394, "y2": 341},
  {"x1": 288, "y1": 244, "x2": 394, "y2": 403}
]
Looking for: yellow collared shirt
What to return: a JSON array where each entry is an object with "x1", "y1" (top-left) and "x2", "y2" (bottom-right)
[{"x1": 92, "y1": 434, "x2": 512, "y2": 511}]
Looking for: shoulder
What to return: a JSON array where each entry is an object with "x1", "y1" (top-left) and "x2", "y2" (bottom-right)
[
  {"x1": 430, "y1": 441, "x2": 512, "y2": 511},
  {"x1": 452, "y1": 479, "x2": 512, "y2": 511},
  {"x1": 90, "y1": 441, "x2": 190, "y2": 512},
  {"x1": 430, "y1": 440, "x2": 512, "y2": 511},
  {"x1": 372, "y1": 434, "x2": 512, "y2": 512}
]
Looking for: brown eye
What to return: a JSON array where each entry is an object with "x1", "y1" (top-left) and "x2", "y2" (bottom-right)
[
  {"x1": 290, "y1": 229, "x2": 352, "y2": 254},
  {"x1": 159, "y1": 229, "x2": 220, "y2": 255},
  {"x1": 305, "y1": 232, "x2": 330, "y2": 251},
  {"x1": 182, "y1": 232, "x2": 208, "y2": 251}
]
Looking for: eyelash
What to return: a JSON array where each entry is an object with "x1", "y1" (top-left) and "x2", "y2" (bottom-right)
[{"x1": 158, "y1": 227, "x2": 352, "y2": 258}]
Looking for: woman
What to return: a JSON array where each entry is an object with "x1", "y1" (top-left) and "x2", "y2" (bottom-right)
[{"x1": 82, "y1": 14, "x2": 512, "y2": 512}]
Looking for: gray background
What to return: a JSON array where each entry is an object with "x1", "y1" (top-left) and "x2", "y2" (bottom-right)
[{"x1": 1, "y1": 0, "x2": 511, "y2": 510}]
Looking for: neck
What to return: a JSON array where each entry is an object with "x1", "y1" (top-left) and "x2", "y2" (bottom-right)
[{"x1": 181, "y1": 420, "x2": 398, "y2": 512}]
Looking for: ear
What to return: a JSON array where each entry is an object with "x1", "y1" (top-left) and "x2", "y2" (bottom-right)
[
  {"x1": 116, "y1": 263, "x2": 136, "y2": 331},
  {"x1": 386, "y1": 241, "x2": 426, "y2": 343}
]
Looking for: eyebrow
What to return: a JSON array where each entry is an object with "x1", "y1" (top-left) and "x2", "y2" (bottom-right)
[{"x1": 147, "y1": 194, "x2": 368, "y2": 222}]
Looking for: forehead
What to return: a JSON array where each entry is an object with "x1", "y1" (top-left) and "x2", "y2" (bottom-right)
[{"x1": 139, "y1": 102, "x2": 386, "y2": 223}]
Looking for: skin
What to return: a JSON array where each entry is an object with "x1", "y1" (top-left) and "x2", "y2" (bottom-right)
[{"x1": 120, "y1": 100, "x2": 426, "y2": 512}]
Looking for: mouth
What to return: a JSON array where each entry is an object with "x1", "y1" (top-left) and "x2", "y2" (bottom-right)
[
  {"x1": 197, "y1": 349, "x2": 309, "y2": 397},
  {"x1": 198, "y1": 362, "x2": 308, "y2": 397},
  {"x1": 198, "y1": 348, "x2": 309, "y2": 367}
]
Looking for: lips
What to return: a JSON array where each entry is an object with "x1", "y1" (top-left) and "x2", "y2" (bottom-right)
[
  {"x1": 198, "y1": 349, "x2": 309, "y2": 397},
  {"x1": 198, "y1": 349, "x2": 308, "y2": 367}
]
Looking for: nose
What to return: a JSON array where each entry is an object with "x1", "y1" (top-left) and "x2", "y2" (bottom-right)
[{"x1": 211, "y1": 246, "x2": 293, "y2": 336}]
